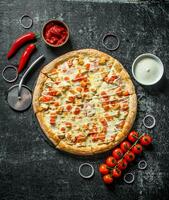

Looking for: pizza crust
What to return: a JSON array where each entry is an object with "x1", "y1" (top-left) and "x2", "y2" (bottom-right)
[
  {"x1": 57, "y1": 141, "x2": 93, "y2": 156},
  {"x1": 32, "y1": 73, "x2": 48, "y2": 113},
  {"x1": 32, "y1": 49, "x2": 137, "y2": 155},
  {"x1": 36, "y1": 112, "x2": 60, "y2": 146}
]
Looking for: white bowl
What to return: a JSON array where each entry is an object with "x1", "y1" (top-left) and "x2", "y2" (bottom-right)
[{"x1": 132, "y1": 53, "x2": 164, "y2": 86}]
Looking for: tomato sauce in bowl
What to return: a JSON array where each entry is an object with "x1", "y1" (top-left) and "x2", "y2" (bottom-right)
[{"x1": 42, "y1": 20, "x2": 69, "y2": 47}]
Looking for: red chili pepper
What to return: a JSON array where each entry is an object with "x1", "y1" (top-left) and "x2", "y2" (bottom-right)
[
  {"x1": 7, "y1": 32, "x2": 37, "y2": 59},
  {"x1": 18, "y1": 44, "x2": 36, "y2": 73}
]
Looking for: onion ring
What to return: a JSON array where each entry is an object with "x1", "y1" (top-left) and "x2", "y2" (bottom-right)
[
  {"x1": 102, "y1": 33, "x2": 120, "y2": 51},
  {"x1": 123, "y1": 173, "x2": 135, "y2": 184},
  {"x1": 143, "y1": 114, "x2": 156, "y2": 129},
  {"x1": 2, "y1": 65, "x2": 18, "y2": 83},
  {"x1": 138, "y1": 160, "x2": 147, "y2": 170},
  {"x1": 20, "y1": 15, "x2": 33, "y2": 29},
  {"x1": 79, "y1": 163, "x2": 94, "y2": 179}
]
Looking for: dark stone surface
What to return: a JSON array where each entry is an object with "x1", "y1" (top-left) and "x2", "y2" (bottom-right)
[{"x1": 0, "y1": 1, "x2": 169, "y2": 200}]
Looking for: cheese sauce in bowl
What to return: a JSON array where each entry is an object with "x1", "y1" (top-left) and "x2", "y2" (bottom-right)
[{"x1": 132, "y1": 53, "x2": 164, "y2": 86}]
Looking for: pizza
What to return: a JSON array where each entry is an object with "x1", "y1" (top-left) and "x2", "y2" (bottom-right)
[{"x1": 33, "y1": 49, "x2": 137, "y2": 155}]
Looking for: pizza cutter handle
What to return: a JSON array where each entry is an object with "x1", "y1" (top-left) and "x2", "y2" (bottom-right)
[{"x1": 18, "y1": 55, "x2": 45, "y2": 98}]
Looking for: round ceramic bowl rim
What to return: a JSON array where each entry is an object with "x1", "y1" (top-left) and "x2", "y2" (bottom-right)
[
  {"x1": 42, "y1": 19, "x2": 69, "y2": 48},
  {"x1": 132, "y1": 53, "x2": 164, "y2": 86}
]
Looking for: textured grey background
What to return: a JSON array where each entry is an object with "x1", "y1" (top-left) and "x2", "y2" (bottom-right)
[{"x1": 0, "y1": 0, "x2": 169, "y2": 200}]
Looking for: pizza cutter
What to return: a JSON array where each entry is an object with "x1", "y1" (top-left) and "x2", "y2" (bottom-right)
[{"x1": 7, "y1": 55, "x2": 45, "y2": 111}]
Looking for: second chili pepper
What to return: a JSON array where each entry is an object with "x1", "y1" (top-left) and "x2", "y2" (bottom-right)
[
  {"x1": 18, "y1": 43, "x2": 36, "y2": 73},
  {"x1": 7, "y1": 32, "x2": 37, "y2": 59}
]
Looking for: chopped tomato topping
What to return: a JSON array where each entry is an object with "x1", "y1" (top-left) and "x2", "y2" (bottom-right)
[
  {"x1": 85, "y1": 63, "x2": 90, "y2": 70},
  {"x1": 83, "y1": 87, "x2": 89, "y2": 93},
  {"x1": 104, "y1": 75, "x2": 118, "y2": 84},
  {"x1": 97, "y1": 133, "x2": 106, "y2": 141},
  {"x1": 121, "y1": 103, "x2": 129, "y2": 111},
  {"x1": 123, "y1": 91, "x2": 129, "y2": 96},
  {"x1": 66, "y1": 104, "x2": 72, "y2": 111},
  {"x1": 105, "y1": 114, "x2": 113, "y2": 121},
  {"x1": 108, "y1": 75, "x2": 118, "y2": 83},
  {"x1": 76, "y1": 135, "x2": 86, "y2": 143},
  {"x1": 54, "y1": 101, "x2": 60, "y2": 106},
  {"x1": 39, "y1": 96, "x2": 53, "y2": 102},
  {"x1": 64, "y1": 76, "x2": 70, "y2": 81},
  {"x1": 73, "y1": 74, "x2": 86, "y2": 82},
  {"x1": 47, "y1": 90, "x2": 60, "y2": 96},
  {"x1": 50, "y1": 117, "x2": 55, "y2": 125},
  {"x1": 83, "y1": 124, "x2": 89, "y2": 129},
  {"x1": 115, "y1": 87, "x2": 123, "y2": 96},
  {"x1": 103, "y1": 105, "x2": 110, "y2": 111},
  {"x1": 60, "y1": 127, "x2": 65, "y2": 132},
  {"x1": 101, "y1": 91, "x2": 107, "y2": 96},
  {"x1": 102, "y1": 100, "x2": 109, "y2": 106},
  {"x1": 81, "y1": 80, "x2": 88, "y2": 88},
  {"x1": 76, "y1": 86, "x2": 82, "y2": 92},
  {"x1": 68, "y1": 96, "x2": 75, "y2": 103},
  {"x1": 91, "y1": 134, "x2": 98, "y2": 142},
  {"x1": 50, "y1": 68, "x2": 57, "y2": 74},
  {"x1": 74, "y1": 107, "x2": 81, "y2": 115},
  {"x1": 100, "y1": 118, "x2": 108, "y2": 127},
  {"x1": 65, "y1": 122, "x2": 72, "y2": 128},
  {"x1": 92, "y1": 133, "x2": 105, "y2": 142}
]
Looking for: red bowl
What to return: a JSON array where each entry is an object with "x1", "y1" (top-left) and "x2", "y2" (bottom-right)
[{"x1": 42, "y1": 19, "x2": 69, "y2": 47}]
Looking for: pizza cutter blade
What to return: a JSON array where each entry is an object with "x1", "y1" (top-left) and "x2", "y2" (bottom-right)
[
  {"x1": 7, "y1": 84, "x2": 32, "y2": 111},
  {"x1": 7, "y1": 55, "x2": 45, "y2": 111}
]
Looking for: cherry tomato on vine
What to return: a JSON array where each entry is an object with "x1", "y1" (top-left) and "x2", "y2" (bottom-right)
[
  {"x1": 140, "y1": 134, "x2": 152, "y2": 146},
  {"x1": 118, "y1": 159, "x2": 128, "y2": 170},
  {"x1": 120, "y1": 141, "x2": 131, "y2": 153},
  {"x1": 128, "y1": 131, "x2": 139, "y2": 143},
  {"x1": 99, "y1": 164, "x2": 109, "y2": 175},
  {"x1": 103, "y1": 174, "x2": 113, "y2": 184},
  {"x1": 112, "y1": 168, "x2": 122, "y2": 178},
  {"x1": 112, "y1": 148, "x2": 123, "y2": 160},
  {"x1": 106, "y1": 156, "x2": 117, "y2": 167},
  {"x1": 132, "y1": 144, "x2": 143, "y2": 154},
  {"x1": 124, "y1": 151, "x2": 135, "y2": 162}
]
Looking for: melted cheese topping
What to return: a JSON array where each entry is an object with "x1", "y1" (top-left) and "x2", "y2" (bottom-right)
[{"x1": 39, "y1": 55, "x2": 131, "y2": 147}]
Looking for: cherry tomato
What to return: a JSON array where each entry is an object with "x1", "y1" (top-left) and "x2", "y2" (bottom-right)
[
  {"x1": 118, "y1": 159, "x2": 128, "y2": 170},
  {"x1": 103, "y1": 174, "x2": 113, "y2": 184},
  {"x1": 124, "y1": 151, "x2": 135, "y2": 162},
  {"x1": 120, "y1": 141, "x2": 131, "y2": 153},
  {"x1": 112, "y1": 168, "x2": 122, "y2": 178},
  {"x1": 112, "y1": 148, "x2": 123, "y2": 160},
  {"x1": 128, "y1": 131, "x2": 139, "y2": 143},
  {"x1": 106, "y1": 156, "x2": 117, "y2": 167},
  {"x1": 140, "y1": 134, "x2": 152, "y2": 146},
  {"x1": 132, "y1": 144, "x2": 143, "y2": 154},
  {"x1": 99, "y1": 164, "x2": 109, "y2": 175}
]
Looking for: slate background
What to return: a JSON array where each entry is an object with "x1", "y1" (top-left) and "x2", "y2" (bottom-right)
[{"x1": 0, "y1": 0, "x2": 169, "y2": 200}]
